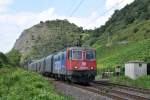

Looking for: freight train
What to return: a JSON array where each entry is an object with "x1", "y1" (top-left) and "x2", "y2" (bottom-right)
[{"x1": 27, "y1": 47, "x2": 97, "y2": 83}]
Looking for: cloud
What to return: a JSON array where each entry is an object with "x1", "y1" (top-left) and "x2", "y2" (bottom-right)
[
  {"x1": 0, "y1": 7, "x2": 109, "y2": 29},
  {"x1": 0, "y1": 24, "x2": 21, "y2": 53},
  {"x1": 70, "y1": 12, "x2": 110, "y2": 29},
  {"x1": 0, "y1": 0, "x2": 13, "y2": 12},
  {"x1": 106, "y1": 0, "x2": 134, "y2": 10}
]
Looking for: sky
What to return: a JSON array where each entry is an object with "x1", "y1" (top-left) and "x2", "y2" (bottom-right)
[{"x1": 0, "y1": 0, "x2": 134, "y2": 53}]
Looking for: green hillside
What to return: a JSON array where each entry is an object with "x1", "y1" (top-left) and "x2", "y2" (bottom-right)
[
  {"x1": 94, "y1": 38, "x2": 150, "y2": 71},
  {"x1": 94, "y1": 20, "x2": 150, "y2": 71},
  {"x1": 83, "y1": 0, "x2": 150, "y2": 71}
]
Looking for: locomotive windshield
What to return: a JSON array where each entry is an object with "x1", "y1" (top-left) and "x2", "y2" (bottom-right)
[
  {"x1": 72, "y1": 50, "x2": 82, "y2": 60},
  {"x1": 69, "y1": 49, "x2": 95, "y2": 60},
  {"x1": 86, "y1": 50, "x2": 95, "y2": 60}
]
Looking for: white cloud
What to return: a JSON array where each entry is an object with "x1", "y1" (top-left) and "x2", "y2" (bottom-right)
[
  {"x1": 106, "y1": 0, "x2": 134, "y2": 10},
  {"x1": 0, "y1": 0, "x2": 13, "y2": 12},
  {"x1": 0, "y1": 7, "x2": 109, "y2": 30},
  {"x1": 73, "y1": 12, "x2": 110, "y2": 29},
  {"x1": 0, "y1": 24, "x2": 21, "y2": 53}
]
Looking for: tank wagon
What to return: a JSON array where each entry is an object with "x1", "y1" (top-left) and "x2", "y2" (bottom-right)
[{"x1": 27, "y1": 47, "x2": 97, "y2": 83}]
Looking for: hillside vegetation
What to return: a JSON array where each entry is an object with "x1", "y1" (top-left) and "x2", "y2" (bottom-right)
[
  {"x1": 6, "y1": 49, "x2": 21, "y2": 67},
  {"x1": 94, "y1": 21, "x2": 150, "y2": 71},
  {"x1": 84, "y1": 0, "x2": 150, "y2": 71},
  {"x1": 0, "y1": 52, "x2": 12, "y2": 68}
]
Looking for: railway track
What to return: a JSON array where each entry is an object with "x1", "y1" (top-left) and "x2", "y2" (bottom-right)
[
  {"x1": 92, "y1": 81, "x2": 150, "y2": 100},
  {"x1": 73, "y1": 83, "x2": 149, "y2": 100},
  {"x1": 46, "y1": 77, "x2": 150, "y2": 100},
  {"x1": 73, "y1": 84, "x2": 127, "y2": 100},
  {"x1": 93, "y1": 81, "x2": 150, "y2": 94}
]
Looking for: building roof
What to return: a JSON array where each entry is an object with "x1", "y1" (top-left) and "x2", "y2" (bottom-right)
[{"x1": 126, "y1": 60, "x2": 146, "y2": 63}]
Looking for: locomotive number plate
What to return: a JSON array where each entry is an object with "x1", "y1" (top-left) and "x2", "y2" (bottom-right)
[{"x1": 80, "y1": 66, "x2": 88, "y2": 70}]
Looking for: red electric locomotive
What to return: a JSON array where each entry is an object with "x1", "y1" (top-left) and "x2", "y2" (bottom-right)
[{"x1": 66, "y1": 47, "x2": 96, "y2": 83}]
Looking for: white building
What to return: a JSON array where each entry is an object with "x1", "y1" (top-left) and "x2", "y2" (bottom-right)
[{"x1": 125, "y1": 61, "x2": 147, "y2": 80}]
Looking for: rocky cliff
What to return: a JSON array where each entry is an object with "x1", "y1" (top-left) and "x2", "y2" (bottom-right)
[{"x1": 14, "y1": 19, "x2": 83, "y2": 64}]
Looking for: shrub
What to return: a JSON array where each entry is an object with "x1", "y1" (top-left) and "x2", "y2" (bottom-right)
[
  {"x1": 133, "y1": 27, "x2": 139, "y2": 33},
  {"x1": 6, "y1": 49, "x2": 21, "y2": 67}
]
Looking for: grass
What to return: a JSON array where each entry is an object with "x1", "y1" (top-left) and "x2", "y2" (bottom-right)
[
  {"x1": 0, "y1": 67, "x2": 72, "y2": 100},
  {"x1": 110, "y1": 75, "x2": 150, "y2": 89}
]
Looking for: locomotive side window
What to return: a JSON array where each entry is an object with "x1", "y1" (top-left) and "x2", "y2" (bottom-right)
[
  {"x1": 68, "y1": 50, "x2": 72, "y2": 60},
  {"x1": 72, "y1": 50, "x2": 82, "y2": 60},
  {"x1": 62, "y1": 53, "x2": 64, "y2": 60},
  {"x1": 86, "y1": 50, "x2": 95, "y2": 60},
  {"x1": 58, "y1": 56, "x2": 60, "y2": 61}
]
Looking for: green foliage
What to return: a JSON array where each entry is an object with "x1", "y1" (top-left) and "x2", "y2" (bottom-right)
[
  {"x1": 0, "y1": 53, "x2": 10, "y2": 64},
  {"x1": 6, "y1": 49, "x2": 21, "y2": 67},
  {"x1": 125, "y1": 16, "x2": 135, "y2": 24},
  {"x1": 110, "y1": 75, "x2": 150, "y2": 89},
  {"x1": 0, "y1": 68, "x2": 72, "y2": 100},
  {"x1": 0, "y1": 52, "x2": 11, "y2": 68}
]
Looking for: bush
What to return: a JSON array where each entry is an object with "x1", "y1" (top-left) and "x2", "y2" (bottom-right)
[
  {"x1": 125, "y1": 16, "x2": 135, "y2": 24},
  {"x1": 0, "y1": 52, "x2": 11, "y2": 68},
  {"x1": 133, "y1": 27, "x2": 139, "y2": 33},
  {"x1": 6, "y1": 49, "x2": 21, "y2": 67}
]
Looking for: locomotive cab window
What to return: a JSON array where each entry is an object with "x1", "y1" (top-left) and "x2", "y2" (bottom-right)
[
  {"x1": 72, "y1": 50, "x2": 82, "y2": 60},
  {"x1": 86, "y1": 50, "x2": 95, "y2": 60}
]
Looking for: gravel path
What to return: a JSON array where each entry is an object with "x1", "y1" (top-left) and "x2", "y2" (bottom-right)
[{"x1": 51, "y1": 80, "x2": 112, "y2": 100}]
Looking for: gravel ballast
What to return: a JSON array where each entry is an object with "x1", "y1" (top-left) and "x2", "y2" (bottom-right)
[{"x1": 51, "y1": 80, "x2": 112, "y2": 100}]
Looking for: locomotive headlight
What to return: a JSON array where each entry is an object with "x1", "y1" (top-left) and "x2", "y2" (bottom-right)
[
  {"x1": 91, "y1": 67, "x2": 94, "y2": 69},
  {"x1": 74, "y1": 66, "x2": 78, "y2": 69}
]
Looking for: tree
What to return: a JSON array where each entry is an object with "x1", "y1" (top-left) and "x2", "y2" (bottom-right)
[
  {"x1": 0, "y1": 52, "x2": 11, "y2": 67},
  {"x1": 7, "y1": 49, "x2": 21, "y2": 66},
  {"x1": 125, "y1": 16, "x2": 135, "y2": 24}
]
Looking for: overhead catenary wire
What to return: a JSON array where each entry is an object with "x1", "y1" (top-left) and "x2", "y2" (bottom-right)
[
  {"x1": 86, "y1": 0, "x2": 125, "y2": 28},
  {"x1": 69, "y1": 0, "x2": 85, "y2": 17}
]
